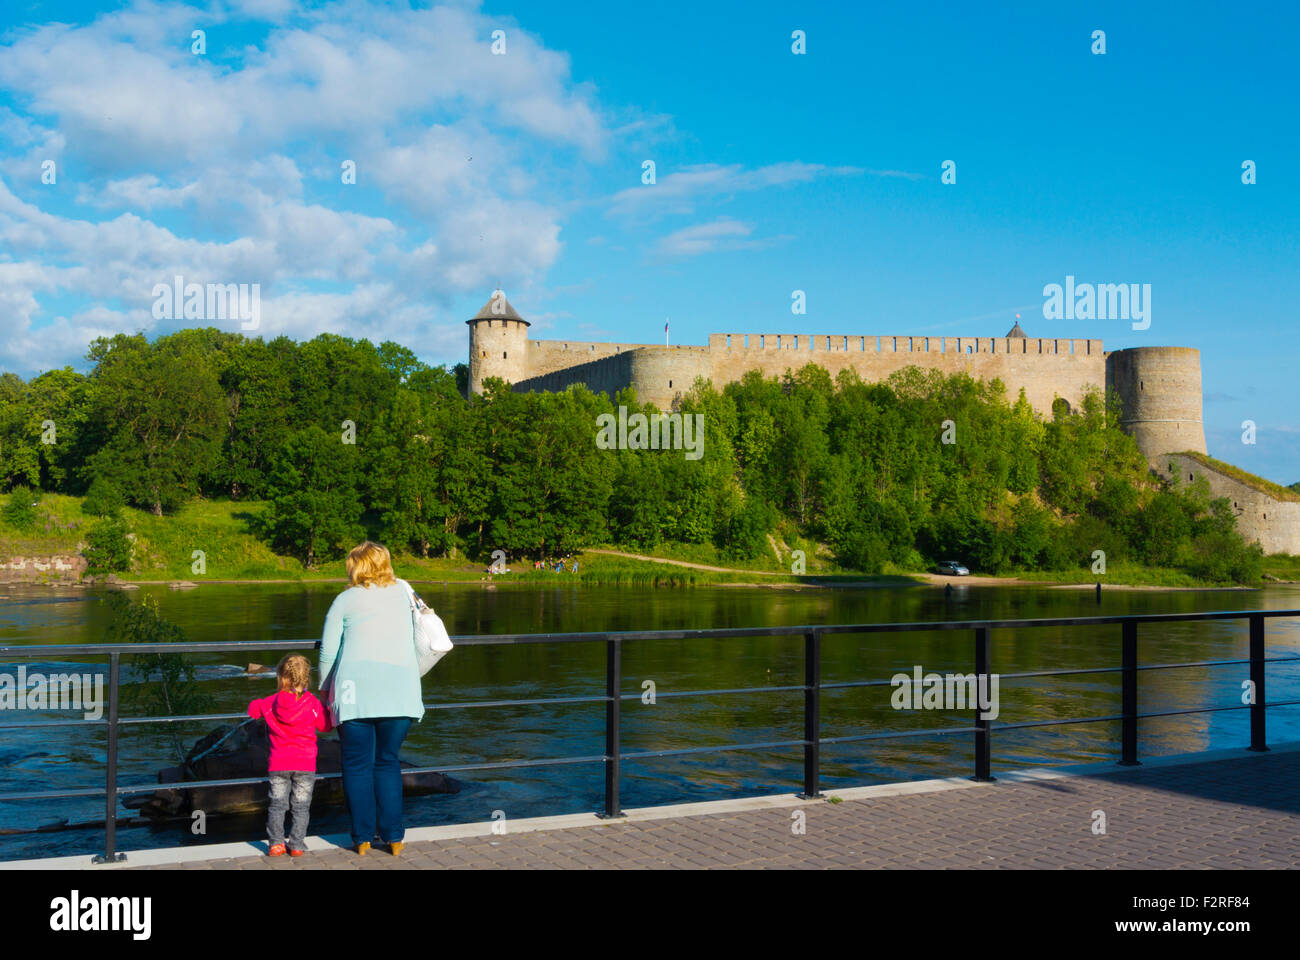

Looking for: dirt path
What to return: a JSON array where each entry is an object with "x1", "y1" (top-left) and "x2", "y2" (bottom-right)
[
  {"x1": 583, "y1": 554, "x2": 1253, "y2": 592},
  {"x1": 582, "y1": 548, "x2": 789, "y2": 576},
  {"x1": 916, "y1": 572, "x2": 1252, "y2": 592}
]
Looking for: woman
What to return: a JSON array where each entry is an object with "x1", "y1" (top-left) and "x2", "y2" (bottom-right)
[{"x1": 319, "y1": 541, "x2": 424, "y2": 856}]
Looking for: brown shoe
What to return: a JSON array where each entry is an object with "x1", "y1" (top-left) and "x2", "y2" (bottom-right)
[
  {"x1": 354, "y1": 842, "x2": 370, "y2": 856},
  {"x1": 389, "y1": 841, "x2": 404, "y2": 857}
]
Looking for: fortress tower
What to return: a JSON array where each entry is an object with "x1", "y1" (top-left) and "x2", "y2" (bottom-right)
[
  {"x1": 466, "y1": 290, "x2": 531, "y2": 394},
  {"x1": 1106, "y1": 346, "x2": 1207, "y2": 460}
]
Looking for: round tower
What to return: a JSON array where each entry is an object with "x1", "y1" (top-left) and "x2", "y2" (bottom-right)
[
  {"x1": 1105, "y1": 346, "x2": 1206, "y2": 461},
  {"x1": 466, "y1": 290, "x2": 531, "y2": 393}
]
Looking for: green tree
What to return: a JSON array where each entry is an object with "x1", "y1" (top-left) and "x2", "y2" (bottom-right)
[
  {"x1": 82, "y1": 334, "x2": 225, "y2": 514},
  {"x1": 0, "y1": 373, "x2": 40, "y2": 491},
  {"x1": 217, "y1": 337, "x2": 293, "y2": 499},
  {"x1": 371, "y1": 390, "x2": 447, "y2": 557},
  {"x1": 259, "y1": 425, "x2": 365, "y2": 567}
]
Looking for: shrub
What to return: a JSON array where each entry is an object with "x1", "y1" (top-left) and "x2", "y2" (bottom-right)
[
  {"x1": 1185, "y1": 532, "x2": 1263, "y2": 584},
  {"x1": 1, "y1": 486, "x2": 38, "y2": 530},
  {"x1": 81, "y1": 476, "x2": 124, "y2": 518},
  {"x1": 1137, "y1": 491, "x2": 1193, "y2": 567},
  {"x1": 84, "y1": 517, "x2": 132, "y2": 574}
]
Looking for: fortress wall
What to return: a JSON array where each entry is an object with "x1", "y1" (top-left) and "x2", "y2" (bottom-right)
[
  {"x1": 1161, "y1": 454, "x2": 1300, "y2": 555},
  {"x1": 511, "y1": 332, "x2": 1112, "y2": 418},
  {"x1": 626, "y1": 348, "x2": 715, "y2": 409},
  {"x1": 514, "y1": 350, "x2": 637, "y2": 399},
  {"x1": 704, "y1": 335, "x2": 1106, "y2": 417},
  {"x1": 515, "y1": 345, "x2": 714, "y2": 409},
  {"x1": 527, "y1": 339, "x2": 663, "y2": 379}
]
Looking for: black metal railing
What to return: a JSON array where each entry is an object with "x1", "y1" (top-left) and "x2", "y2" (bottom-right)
[{"x1": 1, "y1": 608, "x2": 1299, "y2": 864}]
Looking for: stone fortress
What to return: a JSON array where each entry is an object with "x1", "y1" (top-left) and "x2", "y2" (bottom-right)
[{"x1": 467, "y1": 291, "x2": 1298, "y2": 554}]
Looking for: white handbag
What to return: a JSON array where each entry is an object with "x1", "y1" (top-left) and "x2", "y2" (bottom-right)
[{"x1": 399, "y1": 579, "x2": 453, "y2": 676}]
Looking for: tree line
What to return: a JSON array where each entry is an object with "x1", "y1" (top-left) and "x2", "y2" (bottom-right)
[{"x1": 0, "y1": 328, "x2": 1264, "y2": 582}]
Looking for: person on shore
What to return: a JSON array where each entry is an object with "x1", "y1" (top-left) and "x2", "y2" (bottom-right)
[
  {"x1": 247, "y1": 654, "x2": 332, "y2": 857},
  {"x1": 319, "y1": 542, "x2": 425, "y2": 857}
]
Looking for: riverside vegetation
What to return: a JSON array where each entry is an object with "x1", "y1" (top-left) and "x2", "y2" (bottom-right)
[{"x1": 0, "y1": 328, "x2": 1285, "y2": 586}]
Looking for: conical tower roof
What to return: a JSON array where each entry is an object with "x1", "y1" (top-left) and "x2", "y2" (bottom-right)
[
  {"x1": 468, "y1": 289, "x2": 528, "y2": 325},
  {"x1": 1006, "y1": 320, "x2": 1027, "y2": 337}
]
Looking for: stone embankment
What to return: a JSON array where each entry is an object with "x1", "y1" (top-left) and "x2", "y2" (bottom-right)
[{"x1": 0, "y1": 555, "x2": 87, "y2": 582}]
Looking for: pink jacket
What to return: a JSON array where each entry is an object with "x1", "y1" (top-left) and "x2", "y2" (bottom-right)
[{"x1": 247, "y1": 689, "x2": 333, "y2": 772}]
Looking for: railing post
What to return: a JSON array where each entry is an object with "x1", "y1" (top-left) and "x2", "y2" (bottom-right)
[
  {"x1": 971, "y1": 627, "x2": 994, "y2": 782},
  {"x1": 598, "y1": 638, "x2": 625, "y2": 818},
  {"x1": 1249, "y1": 614, "x2": 1268, "y2": 752},
  {"x1": 799, "y1": 630, "x2": 823, "y2": 799},
  {"x1": 92, "y1": 652, "x2": 125, "y2": 864},
  {"x1": 1119, "y1": 619, "x2": 1140, "y2": 766}
]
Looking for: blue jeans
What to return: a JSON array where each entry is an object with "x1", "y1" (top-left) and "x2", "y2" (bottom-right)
[
  {"x1": 338, "y1": 717, "x2": 412, "y2": 846},
  {"x1": 267, "y1": 771, "x2": 315, "y2": 851}
]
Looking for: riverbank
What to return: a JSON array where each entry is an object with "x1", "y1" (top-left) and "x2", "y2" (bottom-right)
[
  {"x1": 1, "y1": 554, "x2": 1279, "y2": 592},
  {"x1": 1, "y1": 494, "x2": 1289, "y2": 590}
]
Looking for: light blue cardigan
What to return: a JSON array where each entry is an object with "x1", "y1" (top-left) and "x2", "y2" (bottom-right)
[{"x1": 318, "y1": 582, "x2": 425, "y2": 725}]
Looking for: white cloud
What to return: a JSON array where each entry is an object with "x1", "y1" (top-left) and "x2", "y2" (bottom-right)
[
  {"x1": 609, "y1": 161, "x2": 864, "y2": 219},
  {"x1": 654, "y1": 218, "x2": 773, "y2": 258},
  {"x1": 0, "y1": 0, "x2": 608, "y2": 374}
]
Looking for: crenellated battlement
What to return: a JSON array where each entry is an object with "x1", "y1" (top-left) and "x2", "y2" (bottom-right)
[
  {"x1": 466, "y1": 291, "x2": 1198, "y2": 463},
  {"x1": 705, "y1": 333, "x2": 1104, "y2": 357}
]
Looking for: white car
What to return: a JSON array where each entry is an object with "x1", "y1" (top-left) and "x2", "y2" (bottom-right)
[{"x1": 935, "y1": 560, "x2": 970, "y2": 576}]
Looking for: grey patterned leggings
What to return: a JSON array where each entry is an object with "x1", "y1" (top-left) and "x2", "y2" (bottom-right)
[{"x1": 267, "y1": 771, "x2": 316, "y2": 850}]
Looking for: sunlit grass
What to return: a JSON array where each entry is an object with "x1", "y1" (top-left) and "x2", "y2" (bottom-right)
[{"x1": 0, "y1": 493, "x2": 1289, "y2": 589}]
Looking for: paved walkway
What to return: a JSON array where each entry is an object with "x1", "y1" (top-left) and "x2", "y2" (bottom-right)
[{"x1": 61, "y1": 745, "x2": 1291, "y2": 870}]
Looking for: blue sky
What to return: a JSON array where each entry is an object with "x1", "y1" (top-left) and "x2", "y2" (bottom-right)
[{"x1": 1, "y1": 0, "x2": 1298, "y2": 481}]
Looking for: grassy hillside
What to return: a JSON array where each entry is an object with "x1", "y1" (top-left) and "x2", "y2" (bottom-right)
[
  {"x1": 3, "y1": 493, "x2": 1296, "y2": 587},
  {"x1": 0, "y1": 495, "x2": 818, "y2": 585}
]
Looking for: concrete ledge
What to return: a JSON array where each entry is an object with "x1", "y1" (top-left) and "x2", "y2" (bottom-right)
[{"x1": 5, "y1": 742, "x2": 1295, "y2": 870}]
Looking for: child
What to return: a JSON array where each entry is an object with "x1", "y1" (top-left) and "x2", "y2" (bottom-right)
[{"x1": 247, "y1": 654, "x2": 333, "y2": 857}]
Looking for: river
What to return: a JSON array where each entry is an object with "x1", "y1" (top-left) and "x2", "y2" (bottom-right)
[{"x1": 2, "y1": 579, "x2": 1298, "y2": 861}]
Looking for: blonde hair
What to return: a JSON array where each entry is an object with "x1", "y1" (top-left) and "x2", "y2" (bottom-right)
[
  {"x1": 277, "y1": 654, "x2": 312, "y2": 693},
  {"x1": 346, "y1": 541, "x2": 397, "y2": 588}
]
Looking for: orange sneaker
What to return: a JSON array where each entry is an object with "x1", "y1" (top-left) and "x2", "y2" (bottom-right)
[
  {"x1": 268, "y1": 843, "x2": 286, "y2": 857},
  {"x1": 289, "y1": 848, "x2": 305, "y2": 858}
]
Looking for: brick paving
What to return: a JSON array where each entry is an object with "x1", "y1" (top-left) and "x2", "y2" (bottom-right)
[{"x1": 137, "y1": 751, "x2": 1300, "y2": 870}]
